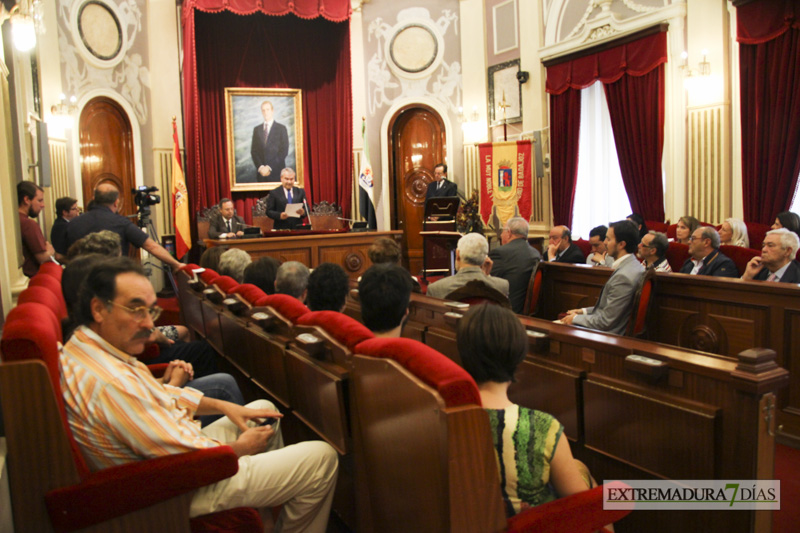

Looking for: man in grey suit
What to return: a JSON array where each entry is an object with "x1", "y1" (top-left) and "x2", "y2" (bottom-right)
[
  {"x1": 208, "y1": 198, "x2": 246, "y2": 239},
  {"x1": 562, "y1": 220, "x2": 644, "y2": 335},
  {"x1": 489, "y1": 217, "x2": 541, "y2": 313},
  {"x1": 426, "y1": 233, "x2": 509, "y2": 299}
]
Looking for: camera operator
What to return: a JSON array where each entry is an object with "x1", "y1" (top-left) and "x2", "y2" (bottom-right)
[{"x1": 66, "y1": 183, "x2": 184, "y2": 270}]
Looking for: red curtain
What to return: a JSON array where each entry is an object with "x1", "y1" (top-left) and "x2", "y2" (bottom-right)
[
  {"x1": 603, "y1": 66, "x2": 665, "y2": 221},
  {"x1": 181, "y1": 0, "x2": 352, "y2": 226},
  {"x1": 546, "y1": 31, "x2": 667, "y2": 226},
  {"x1": 737, "y1": 0, "x2": 800, "y2": 224}
]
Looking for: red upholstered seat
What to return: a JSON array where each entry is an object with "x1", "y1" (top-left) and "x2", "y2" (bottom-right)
[
  {"x1": 523, "y1": 261, "x2": 544, "y2": 316},
  {"x1": 744, "y1": 221, "x2": 771, "y2": 250},
  {"x1": 18, "y1": 286, "x2": 67, "y2": 320},
  {"x1": 38, "y1": 261, "x2": 64, "y2": 281},
  {"x1": 254, "y1": 294, "x2": 310, "y2": 323},
  {"x1": 354, "y1": 337, "x2": 481, "y2": 408},
  {"x1": 665, "y1": 241, "x2": 690, "y2": 272},
  {"x1": 574, "y1": 238, "x2": 592, "y2": 258},
  {"x1": 720, "y1": 245, "x2": 760, "y2": 276},
  {"x1": 296, "y1": 311, "x2": 374, "y2": 351},
  {"x1": 199, "y1": 269, "x2": 220, "y2": 284},
  {"x1": 212, "y1": 275, "x2": 239, "y2": 295},
  {"x1": 28, "y1": 273, "x2": 68, "y2": 319},
  {"x1": 234, "y1": 283, "x2": 268, "y2": 305},
  {"x1": 627, "y1": 269, "x2": 655, "y2": 337},
  {"x1": 646, "y1": 220, "x2": 669, "y2": 233}
]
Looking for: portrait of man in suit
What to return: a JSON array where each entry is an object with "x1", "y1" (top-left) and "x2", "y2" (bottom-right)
[
  {"x1": 251, "y1": 101, "x2": 289, "y2": 183},
  {"x1": 266, "y1": 168, "x2": 307, "y2": 230}
]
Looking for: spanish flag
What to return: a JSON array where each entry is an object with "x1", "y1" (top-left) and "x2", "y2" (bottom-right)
[{"x1": 172, "y1": 118, "x2": 191, "y2": 259}]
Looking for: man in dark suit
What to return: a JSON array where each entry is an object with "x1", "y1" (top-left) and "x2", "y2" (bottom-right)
[
  {"x1": 251, "y1": 101, "x2": 289, "y2": 183},
  {"x1": 741, "y1": 228, "x2": 800, "y2": 283},
  {"x1": 425, "y1": 163, "x2": 458, "y2": 199},
  {"x1": 489, "y1": 217, "x2": 541, "y2": 313},
  {"x1": 208, "y1": 198, "x2": 246, "y2": 239},
  {"x1": 547, "y1": 225, "x2": 585, "y2": 263},
  {"x1": 679, "y1": 226, "x2": 738, "y2": 278},
  {"x1": 562, "y1": 220, "x2": 645, "y2": 335},
  {"x1": 51, "y1": 196, "x2": 79, "y2": 259},
  {"x1": 266, "y1": 168, "x2": 307, "y2": 230}
]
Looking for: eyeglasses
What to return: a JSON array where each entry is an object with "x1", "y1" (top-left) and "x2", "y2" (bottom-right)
[
  {"x1": 688, "y1": 236, "x2": 703, "y2": 242},
  {"x1": 107, "y1": 300, "x2": 163, "y2": 322}
]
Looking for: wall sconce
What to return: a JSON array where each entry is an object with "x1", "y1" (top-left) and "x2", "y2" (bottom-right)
[
  {"x1": 458, "y1": 105, "x2": 480, "y2": 123},
  {"x1": 51, "y1": 93, "x2": 78, "y2": 116},
  {"x1": 680, "y1": 49, "x2": 711, "y2": 78},
  {"x1": 1, "y1": 1, "x2": 44, "y2": 52}
]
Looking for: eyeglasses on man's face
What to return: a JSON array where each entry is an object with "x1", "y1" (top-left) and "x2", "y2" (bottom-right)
[{"x1": 107, "y1": 300, "x2": 163, "y2": 322}]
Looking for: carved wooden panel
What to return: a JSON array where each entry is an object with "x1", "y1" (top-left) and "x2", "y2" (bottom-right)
[
  {"x1": 200, "y1": 300, "x2": 223, "y2": 354},
  {"x1": 245, "y1": 328, "x2": 291, "y2": 408}
]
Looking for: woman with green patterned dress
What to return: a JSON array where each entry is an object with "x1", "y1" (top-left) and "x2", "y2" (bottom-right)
[{"x1": 457, "y1": 303, "x2": 593, "y2": 517}]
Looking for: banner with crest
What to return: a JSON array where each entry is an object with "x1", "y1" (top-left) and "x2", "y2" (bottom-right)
[{"x1": 478, "y1": 140, "x2": 532, "y2": 229}]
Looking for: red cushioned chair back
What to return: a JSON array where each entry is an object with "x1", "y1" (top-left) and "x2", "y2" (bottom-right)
[
  {"x1": 665, "y1": 241, "x2": 690, "y2": 272},
  {"x1": 255, "y1": 294, "x2": 310, "y2": 324},
  {"x1": 296, "y1": 311, "x2": 374, "y2": 352},
  {"x1": 627, "y1": 269, "x2": 655, "y2": 337},
  {"x1": 646, "y1": 220, "x2": 669, "y2": 233},
  {"x1": 18, "y1": 285, "x2": 67, "y2": 321},
  {"x1": 523, "y1": 262, "x2": 543, "y2": 316},
  {"x1": 38, "y1": 261, "x2": 64, "y2": 281},
  {"x1": 212, "y1": 275, "x2": 239, "y2": 295},
  {"x1": 199, "y1": 269, "x2": 220, "y2": 284},
  {"x1": 353, "y1": 337, "x2": 480, "y2": 408},
  {"x1": 745, "y1": 222, "x2": 771, "y2": 251},
  {"x1": 29, "y1": 274, "x2": 68, "y2": 319},
  {"x1": 720, "y1": 245, "x2": 760, "y2": 276},
  {"x1": 666, "y1": 223, "x2": 677, "y2": 239},
  {"x1": 574, "y1": 238, "x2": 592, "y2": 258},
  {"x1": 234, "y1": 283, "x2": 268, "y2": 305},
  {"x1": 1, "y1": 302, "x2": 91, "y2": 479}
]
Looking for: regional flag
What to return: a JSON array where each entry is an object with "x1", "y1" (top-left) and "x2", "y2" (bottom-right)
[
  {"x1": 172, "y1": 118, "x2": 191, "y2": 259},
  {"x1": 478, "y1": 140, "x2": 532, "y2": 229},
  {"x1": 359, "y1": 118, "x2": 377, "y2": 230}
]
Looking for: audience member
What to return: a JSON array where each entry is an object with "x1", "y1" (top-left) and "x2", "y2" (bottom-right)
[
  {"x1": 741, "y1": 228, "x2": 800, "y2": 283},
  {"x1": 17, "y1": 181, "x2": 56, "y2": 278},
  {"x1": 674, "y1": 216, "x2": 701, "y2": 245},
  {"x1": 489, "y1": 217, "x2": 541, "y2": 313},
  {"x1": 546, "y1": 226, "x2": 585, "y2": 263},
  {"x1": 65, "y1": 183, "x2": 182, "y2": 270},
  {"x1": 51, "y1": 196, "x2": 79, "y2": 259},
  {"x1": 457, "y1": 303, "x2": 593, "y2": 516},
  {"x1": 218, "y1": 248, "x2": 252, "y2": 282},
  {"x1": 627, "y1": 213, "x2": 648, "y2": 239},
  {"x1": 199, "y1": 245, "x2": 228, "y2": 272},
  {"x1": 243, "y1": 256, "x2": 281, "y2": 295},
  {"x1": 719, "y1": 218, "x2": 749, "y2": 248},
  {"x1": 306, "y1": 263, "x2": 349, "y2": 312},
  {"x1": 637, "y1": 231, "x2": 672, "y2": 272},
  {"x1": 66, "y1": 230, "x2": 123, "y2": 260},
  {"x1": 60, "y1": 257, "x2": 337, "y2": 529},
  {"x1": 208, "y1": 198, "x2": 245, "y2": 239},
  {"x1": 679, "y1": 226, "x2": 738, "y2": 277},
  {"x1": 562, "y1": 220, "x2": 644, "y2": 335},
  {"x1": 358, "y1": 263, "x2": 413, "y2": 337},
  {"x1": 586, "y1": 225, "x2": 614, "y2": 267},
  {"x1": 426, "y1": 233, "x2": 509, "y2": 299},
  {"x1": 772, "y1": 211, "x2": 800, "y2": 242},
  {"x1": 367, "y1": 237, "x2": 421, "y2": 292},
  {"x1": 275, "y1": 261, "x2": 310, "y2": 302}
]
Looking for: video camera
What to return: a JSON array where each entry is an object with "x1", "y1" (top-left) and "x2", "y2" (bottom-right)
[{"x1": 133, "y1": 185, "x2": 161, "y2": 208}]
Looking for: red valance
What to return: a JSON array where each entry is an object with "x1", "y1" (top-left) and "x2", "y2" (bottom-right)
[
  {"x1": 182, "y1": 0, "x2": 351, "y2": 24},
  {"x1": 546, "y1": 32, "x2": 667, "y2": 95},
  {"x1": 736, "y1": 0, "x2": 800, "y2": 44}
]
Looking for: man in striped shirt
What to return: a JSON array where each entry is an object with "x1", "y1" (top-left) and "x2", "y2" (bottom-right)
[{"x1": 60, "y1": 257, "x2": 338, "y2": 532}]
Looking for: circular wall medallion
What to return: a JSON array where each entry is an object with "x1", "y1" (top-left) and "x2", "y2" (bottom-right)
[
  {"x1": 389, "y1": 24, "x2": 438, "y2": 74},
  {"x1": 78, "y1": 1, "x2": 122, "y2": 60}
]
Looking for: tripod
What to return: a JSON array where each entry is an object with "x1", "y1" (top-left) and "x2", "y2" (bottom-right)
[{"x1": 137, "y1": 207, "x2": 178, "y2": 298}]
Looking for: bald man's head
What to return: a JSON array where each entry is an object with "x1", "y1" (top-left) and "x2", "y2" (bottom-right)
[{"x1": 94, "y1": 183, "x2": 120, "y2": 207}]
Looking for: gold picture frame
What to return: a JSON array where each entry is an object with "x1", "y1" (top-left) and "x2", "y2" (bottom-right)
[{"x1": 224, "y1": 87, "x2": 304, "y2": 192}]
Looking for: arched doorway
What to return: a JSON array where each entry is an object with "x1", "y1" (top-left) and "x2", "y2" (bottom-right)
[
  {"x1": 78, "y1": 97, "x2": 136, "y2": 217},
  {"x1": 389, "y1": 105, "x2": 446, "y2": 276}
]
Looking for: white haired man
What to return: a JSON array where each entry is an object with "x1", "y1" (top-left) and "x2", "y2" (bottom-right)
[
  {"x1": 741, "y1": 228, "x2": 800, "y2": 283},
  {"x1": 426, "y1": 233, "x2": 509, "y2": 299}
]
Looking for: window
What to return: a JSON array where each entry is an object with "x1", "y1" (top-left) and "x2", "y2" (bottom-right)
[{"x1": 570, "y1": 82, "x2": 631, "y2": 240}]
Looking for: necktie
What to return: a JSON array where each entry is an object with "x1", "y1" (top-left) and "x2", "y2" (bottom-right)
[
  {"x1": 264, "y1": 123, "x2": 269, "y2": 141},
  {"x1": 287, "y1": 189, "x2": 293, "y2": 204},
  {"x1": 767, "y1": 272, "x2": 778, "y2": 282},
  {"x1": 226, "y1": 219, "x2": 232, "y2": 233}
]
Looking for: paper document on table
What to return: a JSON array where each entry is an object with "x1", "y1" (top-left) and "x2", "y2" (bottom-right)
[{"x1": 284, "y1": 203, "x2": 304, "y2": 218}]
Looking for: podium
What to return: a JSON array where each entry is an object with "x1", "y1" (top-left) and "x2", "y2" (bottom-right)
[{"x1": 422, "y1": 197, "x2": 461, "y2": 279}]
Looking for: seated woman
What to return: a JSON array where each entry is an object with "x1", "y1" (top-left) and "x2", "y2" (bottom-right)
[
  {"x1": 719, "y1": 218, "x2": 750, "y2": 248},
  {"x1": 772, "y1": 211, "x2": 800, "y2": 241},
  {"x1": 674, "y1": 215, "x2": 700, "y2": 245},
  {"x1": 456, "y1": 303, "x2": 593, "y2": 517}
]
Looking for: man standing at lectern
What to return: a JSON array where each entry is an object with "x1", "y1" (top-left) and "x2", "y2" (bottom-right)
[
  {"x1": 267, "y1": 168, "x2": 307, "y2": 230},
  {"x1": 425, "y1": 163, "x2": 458, "y2": 199},
  {"x1": 251, "y1": 101, "x2": 289, "y2": 182}
]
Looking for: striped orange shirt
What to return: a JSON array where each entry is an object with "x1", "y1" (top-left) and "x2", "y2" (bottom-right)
[{"x1": 60, "y1": 326, "x2": 222, "y2": 471}]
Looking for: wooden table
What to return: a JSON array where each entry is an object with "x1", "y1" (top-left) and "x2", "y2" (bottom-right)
[{"x1": 205, "y1": 230, "x2": 402, "y2": 279}]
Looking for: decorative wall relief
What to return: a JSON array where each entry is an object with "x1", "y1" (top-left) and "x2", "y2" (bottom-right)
[{"x1": 57, "y1": 0, "x2": 151, "y2": 124}]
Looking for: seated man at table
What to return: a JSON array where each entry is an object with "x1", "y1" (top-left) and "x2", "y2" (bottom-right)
[
  {"x1": 741, "y1": 228, "x2": 800, "y2": 283},
  {"x1": 547, "y1": 225, "x2": 585, "y2": 263},
  {"x1": 638, "y1": 231, "x2": 672, "y2": 272},
  {"x1": 266, "y1": 168, "x2": 306, "y2": 230},
  {"x1": 208, "y1": 198, "x2": 245, "y2": 239},
  {"x1": 586, "y1": 225, "x2": 614, "y2": 267},
  {"x1": 426, "y1": 233, "x2": 509, "y2": 300},
  {"x1": 489, "y1": 217, "x2": 541, "y2": 313},
  {"x1": 60, "y1": 257, "x2": 338, "y2": 531},
  {"x1": 679, "y1": 226, "x2": 739, "y2": 278},
  {"x1": 275, "y1": 261, "x2": 310, "y2": 303},
  {"x1": 359, "y1": 263, "x2": 414, "y2": 338},
  {"x1": 561, "y1": 220, "x2": 644, "y2": 335}
]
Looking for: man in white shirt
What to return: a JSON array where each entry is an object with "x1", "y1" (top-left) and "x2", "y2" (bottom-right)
[{"x1": 208, "y1": 198, "x2": 245, "y2": 239}]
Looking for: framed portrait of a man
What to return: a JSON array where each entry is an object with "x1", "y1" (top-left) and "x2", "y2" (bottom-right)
[{"x1": 225, "y1": 87, "x2": 304, "y2": 192}]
